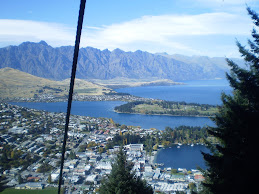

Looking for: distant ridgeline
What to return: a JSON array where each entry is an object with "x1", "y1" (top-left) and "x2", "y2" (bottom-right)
[{"x1": 114, "y1": 100, "x2": 218, "y2": 117}]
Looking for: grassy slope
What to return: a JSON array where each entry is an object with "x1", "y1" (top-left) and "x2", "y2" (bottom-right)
[
  {"x1": 0, "y1": 67, "x2": 113, "y2": 98},
  {"x1": 132, "y1": 103, "x2": 218, "y2": 117},
  {"x1": 1, "y1": 188, "x2": 59, "y2": 194}
]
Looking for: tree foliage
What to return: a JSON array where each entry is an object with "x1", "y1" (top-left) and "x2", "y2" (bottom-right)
[
  {"x1": 201, "y1": 7, "x2": 259, "y2": 194},
  {"x1": 99, "y1": 148, "x2": 153, "y2": 194},
  {"x1": 0, "y1": 144, "x2": 38, "y2": 171},
  {"x1": 161, "y1": 126, "x2": 211, "y2": 145},
  {"x1": 36, "y1": 162, "x2": 53, "y2": 173}
]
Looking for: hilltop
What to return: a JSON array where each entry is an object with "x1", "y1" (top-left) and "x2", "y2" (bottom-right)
[{"x1": 0, "y1": 67, "x2": 113, "y2": 99}]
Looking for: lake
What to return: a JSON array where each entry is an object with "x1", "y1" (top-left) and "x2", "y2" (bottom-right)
[
  {"x1": 155, "y1": 145, "x2": 210, "y2": 170},
  {"x1": 11, "y1": 101, "x2": 214, "y2": 130},
  {"x1": 11, "y1": 79, "x2": 230, "y2": 130},
  {"x1": 116, "y1": 79, "x2": 231, "y2": 105}
]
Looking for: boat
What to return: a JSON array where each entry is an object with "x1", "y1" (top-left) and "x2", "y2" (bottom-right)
[
  {"x1": 191, "y1": 144, "x2": 194, "y2": 147},
  {"x1": 177, "y1": 146, "x2": 180, "y2": 148}
]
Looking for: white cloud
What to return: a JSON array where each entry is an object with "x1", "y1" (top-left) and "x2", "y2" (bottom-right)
[
  {"x1": 82, "y1": 12, "x2": 252, "y2": 56},
  {"x1": 0, "y1": 11, "x2": 253, "y2": 57},
  {"x1": 0, "y1": 19, "x2": 74, "y2": 46}
]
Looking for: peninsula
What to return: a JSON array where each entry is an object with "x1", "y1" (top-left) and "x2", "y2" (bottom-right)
[{"x1": 114, "y1": 100, "x2": 218, "y2": 117}]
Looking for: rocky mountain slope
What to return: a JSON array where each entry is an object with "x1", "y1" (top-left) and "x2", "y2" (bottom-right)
[{"x1": 0, "y1": 41, "x2": 243, "y2": 81}]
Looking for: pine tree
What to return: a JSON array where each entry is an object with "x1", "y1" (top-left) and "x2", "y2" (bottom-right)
[
  {"x1": 99, "y1": 147, "x2": 153, "y2": 194},
  {"x1": 201, "y1": 7, "x2": 259, "y2": 194}
]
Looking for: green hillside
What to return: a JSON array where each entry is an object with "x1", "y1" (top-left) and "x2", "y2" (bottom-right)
[{"x1": 0, "y1": 67, "x2": 113, "y2": 99}]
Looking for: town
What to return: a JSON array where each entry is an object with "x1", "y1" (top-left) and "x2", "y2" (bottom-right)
[
  {"x1": 3, "y1": 93, "x2": 155, "y2": 103},
  {"x1": 0, "y1": 103, "x2": 205, "y2": 193}
]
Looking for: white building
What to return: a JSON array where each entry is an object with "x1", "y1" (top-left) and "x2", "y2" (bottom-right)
[
  {"x1": 96, "y1": 162, "x2": 112, "y2": 170},
  {"x1": 125, "y1": 144, "x2": 144, "y2": 151},
  {"x1": 51, "y1": 169, "x2": 60, "y2": 182}
]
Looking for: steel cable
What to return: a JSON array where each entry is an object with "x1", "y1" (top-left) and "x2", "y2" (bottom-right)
[{"x1": 58, "y1": 0, "x2": 86, "y2": 193}]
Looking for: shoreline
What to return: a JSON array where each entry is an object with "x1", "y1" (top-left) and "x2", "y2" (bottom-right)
[
  {"x1": 150, "y1": 150, "x2": 158, "y2": 165},
  {"x1": 150, "y1": 146, "x2": 164, "y2": 166}
]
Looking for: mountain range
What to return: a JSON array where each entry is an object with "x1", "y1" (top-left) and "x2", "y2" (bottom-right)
[{"x1": 0, "y1": 41, "x2": 244, "y2": 81}]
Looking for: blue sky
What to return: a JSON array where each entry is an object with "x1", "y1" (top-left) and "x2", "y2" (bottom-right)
[{"x1": 0, "y1": 0, "x2": 259, "y2": 57}]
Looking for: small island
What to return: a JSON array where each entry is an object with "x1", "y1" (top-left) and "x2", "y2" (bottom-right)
[{"x1": 114, "y1": 100, "x2": 218, "y2": 117}]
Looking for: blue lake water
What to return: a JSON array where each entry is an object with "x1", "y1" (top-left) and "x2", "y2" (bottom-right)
[
  {"x1": 11, "y1": 79, "x2": 231, "y2": 130},
  {"x1": 10, "y1": 101, "x2": 213, "y2": 130},
  {"x1": 155, "y1": 145, "x2": 210, "y2": 170},
  {"x1": 116, "y1": 79, "x2": 231, "y2": 105}
]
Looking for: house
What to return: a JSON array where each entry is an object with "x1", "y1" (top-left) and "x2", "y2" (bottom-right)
[
  {"x1": 133, "y1": 162, "x2": 141, "y2": 171},
  {"x1": 76, "y1": 152, "x2": 87, "y2": 158},
  {"x1": 153, "y1": 172, "x2": 160, "y2": 180},
  {"x1": 71, "y1": 175, "x2": 80, "y2": 184},
  {"x1": 154, "y1": 182, "x2": 188, "y2": 192},
  {"x1": 143, "y1": 172, "x2": 154, "y2": 181},
  {"x1": 6, "y1": 179, "x2": 18, "y2": 186},
  {"x1": 27, "y1": 176, "x2": 41, "y2": 182},
  {"x1": 96, "y1": 162, "x2": 112, "y2": 170},
  {"x1": 15, "y1": 183, "x2": 27, "y2": 189},
  {"x1": 86, "y1": 174, "x2": 97, "y2": 183},
  {"x1": 8, "y1": 126, "x2": 28, "y2": 134},
  {"x1": 73, "y1": 169, "x2": 86, "y2": 176},
  {"x1": 194, "y1": 174, "x2": 205, "y2": 182},
  {"x1": 170, "y1": 174, "x2": 186, "y2": 182},
  {"x1": 51, "y1": 169, "x2": 60, "y2": 182},
  {"x1": 145, "y1": 165, "x2": 153, "y2": 172}
]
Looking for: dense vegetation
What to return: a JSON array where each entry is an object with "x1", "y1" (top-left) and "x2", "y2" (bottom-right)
[
  {"x1": 0, "y1": 144, "x2": 39, "y2": 171},
  {"x1": 115, "y1": 100, "x2": 218, "y2": 117},
  {"x1": 201, "y1": 7, "x2": 259, "y2": 194},
  {"x1": 161, "y1": 126, "x2": 214, "y2": 145},
  {"x1": 36, "y1": 163, "x2": 53, "y2": 173},
  {"x1": 104, "y1": 126, "x2": 215, "y2": 155}
]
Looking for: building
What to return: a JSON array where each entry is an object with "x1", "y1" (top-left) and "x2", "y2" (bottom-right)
[{"x1": 127, "y1": 144, "x2": 144, "y2": 151}]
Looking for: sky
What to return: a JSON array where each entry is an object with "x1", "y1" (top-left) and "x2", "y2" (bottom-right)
[{"x1": 0, "y1": 0, "x2": 259, "y2": 57}]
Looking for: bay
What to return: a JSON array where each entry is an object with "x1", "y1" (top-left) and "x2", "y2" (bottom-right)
[
  {"x1": 155, "y1": 145, "x2": 210, "y2": 170},
  {"x1": 10, "y1": 101, "x2": 213, "y2": 130},
  {"x1": 116, "y1": 79, "x2": 232, "y2": 105}
]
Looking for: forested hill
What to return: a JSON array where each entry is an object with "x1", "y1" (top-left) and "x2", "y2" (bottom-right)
[
  {"x1": 0, "y1": 41, "x2": 243, "y2": 81},
  {"x1": 114, "y1": 101, "x2": 218, "y2": 117}
]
